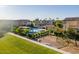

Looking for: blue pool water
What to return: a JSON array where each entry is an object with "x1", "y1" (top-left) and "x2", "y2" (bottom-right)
[
  {"x1": 30, "y1": 28, "x2": 42, "y2": 32},
  {"x1": 29, "y1": 28, "x2": 45, "y2": 34}
]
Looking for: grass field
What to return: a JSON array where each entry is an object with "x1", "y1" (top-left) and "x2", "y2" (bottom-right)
[{"x1": 0, "y1": 33, "x2": 61, "y2": 54}]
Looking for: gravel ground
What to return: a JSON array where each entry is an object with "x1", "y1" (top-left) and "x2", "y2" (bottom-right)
[{"x1": 38, "y1": 35, "x2": 79, "y2": 54}]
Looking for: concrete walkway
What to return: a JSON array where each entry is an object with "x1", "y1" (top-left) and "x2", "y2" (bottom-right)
[{"x1": 8, "y1": 32, "x2": 71, "y2": 54}]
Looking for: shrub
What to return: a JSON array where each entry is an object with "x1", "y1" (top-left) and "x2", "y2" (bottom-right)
[{"x1": 21, "y1": 28, "x2": 30, "y2": 36}]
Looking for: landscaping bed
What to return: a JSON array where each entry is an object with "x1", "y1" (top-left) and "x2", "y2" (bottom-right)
[{"x1": 39, "y1": 35, "x2": 79, "y2": 54}]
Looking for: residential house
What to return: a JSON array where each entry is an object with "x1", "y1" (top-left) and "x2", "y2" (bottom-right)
[
  {"x1": 16, "y1": 20, "x2": 31, "y2": 26},
  {"x1": 63, "y1": 17, "x2": 79, "y2": 30}
]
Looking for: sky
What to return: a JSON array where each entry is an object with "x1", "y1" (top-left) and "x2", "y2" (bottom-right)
[{"x1": 0, "y1": 5, "x2": 79, "y2": 20}]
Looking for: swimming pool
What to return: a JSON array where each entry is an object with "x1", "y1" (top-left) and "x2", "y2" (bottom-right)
[{"x1": 29, "y1": 28, "x2": 45, "y2": 34}]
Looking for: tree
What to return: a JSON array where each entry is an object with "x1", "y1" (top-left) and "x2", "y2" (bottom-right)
[
  {"x1": 54, "y1": 27, "x2": 64, "y2": 41},
  {"x1": 21, "y1": 28, "x2": 30, "y2": 36},
  {"x1": 74, "y1": 33, "x2": 79, "y2": 46},
  {"x1": 30, "y1": 21, "x2": 35, "y2": 27},
  {"x1": 12, "y1": 26, "x2": 18, "y2": 33},
  {"x1": 53, "y1": 20, "x2": 63, "y2": 28},
  {"x1": 53, "y1": 19, "x2": 65, "y2": 42},
  {"x1": 15, "y1": 27, "x2": 21, "y2": 34},
  {"x1": 33, "y1": 18, "x2": 40, "y2": 27},
  {"x1": 67, "y1": 28, "x2": 78, "y2": 46}
]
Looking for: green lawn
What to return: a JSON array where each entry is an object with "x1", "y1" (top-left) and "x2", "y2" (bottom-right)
[{"x1": 0, "y1": 34, "x2": 61, "y2": 54}]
